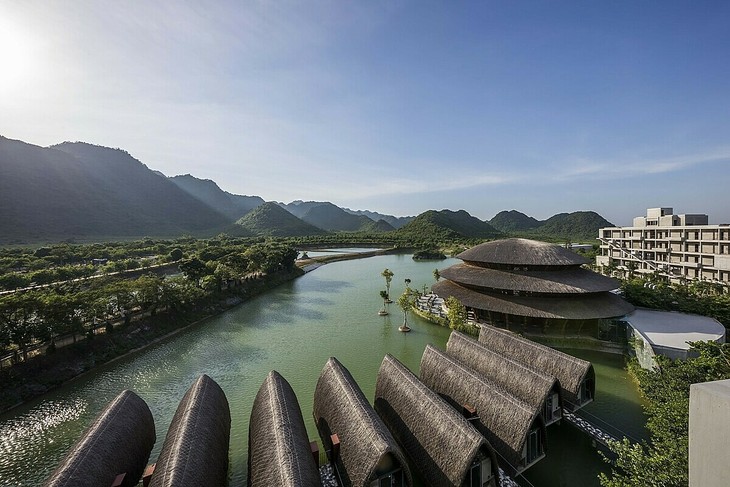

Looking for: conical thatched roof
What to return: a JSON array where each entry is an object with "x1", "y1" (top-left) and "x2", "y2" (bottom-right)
[
  {"x1": 374, "y1": 354, "x2": 499, "y2": 487},
  {"x1": 149, "y1": 375, "x2": 231, "y2": 487},
  {"x1": 248, "y1": 371, "x2": 322, "y2": 487},
  {"x1": 446, "y1": 331, "x2": 563, "y2": 416},
  {"x1": 457, "y1": 238, "x2": 588, "y2": 267},
  {"x1": 419, "y1": 345, "x2": 546, "y2": 471},
  {"x1": 439, "y1": 263, "x2": 620, "y2": 294},
  {"x1": 432, "y1": 279, "x2": 634, "y2": 320},
  {"x1": 44, "y1": 390, "x2": 155, "y2": 487},
  {"x1": 478, "y1": 325, "x2": 595, "y2": 409},
  {"x1": 313, "y1": 357, "x2": 412, "y2": 487}
]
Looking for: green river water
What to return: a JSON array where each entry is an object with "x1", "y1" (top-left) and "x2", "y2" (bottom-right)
[{"x1": 0, "y1": 254, "x2": 647, "y2": 486}]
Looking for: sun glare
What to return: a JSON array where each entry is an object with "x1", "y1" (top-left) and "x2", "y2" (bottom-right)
[{"x1": 0, "y1": 19, "x2": 39, "y2": 91}]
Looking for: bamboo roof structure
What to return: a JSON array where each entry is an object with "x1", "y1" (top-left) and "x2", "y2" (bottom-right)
[
  {"x1": 457, "y1": 238, "x2": 588, "y2": 267},
  {"x1": 313, "y1": 357, "x2": 412, "y2": 487},
  {"x1": 439, "y1": 263, "x2": 620, "y2": 294},
  {"x1": 446, "y1": 331, "x2": 563, "y2": 416},
  {"x1": 432, "y1": 279, "x2": 634, "y2": 320},
  {"x1": 419, "y1": 345, "x2": 546, "y2": 471},
  {"x1": 149, "y1": 375, "x2": 231, "y2": 487},
  {"x1": 44, "y1": 390, "x2": 155, "y2": 487},
  {"x1": 374, "y1": 354, "x2": 499, "y2": 487},
  {"x1": 248, "y1": 370, "x2": 322, "y2": 487},
  {"x1": 478, "y1": 325, "x2": 595, "y2": 409}
]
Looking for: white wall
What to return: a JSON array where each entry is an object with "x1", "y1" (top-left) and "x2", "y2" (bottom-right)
[{"x1": 689, "y1": 379, "x2": 730, "y2": 487}]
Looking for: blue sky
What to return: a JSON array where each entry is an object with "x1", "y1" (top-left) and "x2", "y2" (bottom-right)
[{"x1": 1, "y1": 1, "x2": 729, "y2": 225}]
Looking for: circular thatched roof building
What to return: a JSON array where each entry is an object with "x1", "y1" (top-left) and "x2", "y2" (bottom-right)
[{"x1": 433, "y1": 239, "x2": 634, "y2": 336}]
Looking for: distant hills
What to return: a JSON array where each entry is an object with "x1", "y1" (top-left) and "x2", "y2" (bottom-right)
[
  {"x1": 0, "y1": 134, "x2": 612, "y2": 243},
  {"x1": 234, "y1": 202, "x2": 326, "y2": 237},
  {"x1": 278, "y1": 201, "x2": 395, "y2": 232},
  {"x1": 169, "y1": 174, "x2": 263, "y2": 221},
  {"x1": 489, "y1": 210, "x2": 613, "y2": 241},
  {"x1": 0, "y1": 137, "x2": 230, "y2": 242},
  {"x1": 398, "y1": 210, "x2": 501, "y2": 240}
]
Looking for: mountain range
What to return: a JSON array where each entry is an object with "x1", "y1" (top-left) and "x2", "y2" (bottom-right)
[{"x1": 0, "y1": 135, "x2": 611, "y2": 243}]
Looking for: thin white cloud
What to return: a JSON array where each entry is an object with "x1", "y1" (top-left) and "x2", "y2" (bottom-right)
[{"x1": 555, "y1": 149, "x2": 730, "y2": 181}]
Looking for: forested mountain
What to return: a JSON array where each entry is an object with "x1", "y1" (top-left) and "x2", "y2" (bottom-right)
[
  {"x1": 341, "y1": 208, "x2": 414, "y2": 229},
  {"x1": 488, "y1": 209, "x2": 613, "y2": 241},
  {"x1": 0, "y1": 137, "x2": 230, "y2": 243},
  {"x1": 398, "y1": 210, "x2": 502, "y2": 240},
  {"x1": 489, "y1": 210, "x2": 541, "y2": 232},
  {"x1": 234, "y1": 202, "x2": 327, "y2": 237},
  {"x1": 169, "y1": 174, "x2": 263, "y2": 220},
  {"x1": 300, "y1": 202, "x2": 394, "y2": 232}
]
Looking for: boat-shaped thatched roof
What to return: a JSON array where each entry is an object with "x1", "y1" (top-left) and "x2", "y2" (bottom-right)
[
  {"x1": 446, "y1": 331, "x2": 563, "y2": 414},
  {"x1": 457, "y1": 238, "x2": 588, "y2": 267},
  {"x1": 419, "y1": 345, "x2": 546, "y2": 471},
  {"x1": 432, "y1": 279, "x2": 634, "y2": 320},
  {"x1": 375, "y1": 354, "x2": 499, "y2": 487},
  {"x1": 478, "y1": 325, "x2": 595, "y2": 409},
  {"x1": 149, "y1": 375, "x2": 231, "y2": 487},
  {"x1": 248, "y1": 371, "x2": 322, "y2": 487},
  {"x1": 439, "y1": 263, "x2": 620, "y2": 294},
  {"x1": 313, "y1": 357, "x2": 412, "y2": 487},
  {"x1": 44, "y1": 390, "x2": 155, "y2": 487}
]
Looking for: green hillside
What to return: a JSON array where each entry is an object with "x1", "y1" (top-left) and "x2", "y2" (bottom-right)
[
  {"x1": 398, "y1": 210, "x2": 502, "y2": 241},
  {"x1": 170, "y1": 174, "x2": 263, "y2": 220},
  {"x1": 341, "y1": 208, "x2": 414, "y2": 229},
  {"x1": 489, "y1": 210, "x2": 541, "y2": 232},
  {"x1": 534, "y1": 211, "x2": 612, "y2": 241},
  {"x1": 301, "y1": 202, "x2": 393, "y2": 232},
  {"x1": 0, "y1": 136, "x2": 229, "y2": 243},
  {"x1": 235, "y1": 202, "x2": 327, "y2": 237}
]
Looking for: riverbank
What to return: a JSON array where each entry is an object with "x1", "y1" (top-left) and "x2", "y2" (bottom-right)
[
  {"x1": 297, "y1": 247, "x2": 399, "y2": 272},
  {"x1": 0, "y1": 267, "x2": 303, "y2": 414}
]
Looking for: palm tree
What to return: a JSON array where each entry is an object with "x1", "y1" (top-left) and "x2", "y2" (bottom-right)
[
  {"x1": 382, "y1": 269, "x2": 394, "y2": 303},
  {"x1": 378, "y1": 290, "x2": 389, "y2": 316}
]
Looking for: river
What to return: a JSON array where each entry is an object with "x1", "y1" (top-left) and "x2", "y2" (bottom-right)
[{"x1": 0, "y1": 253, "x2": 646, "y2": 486}]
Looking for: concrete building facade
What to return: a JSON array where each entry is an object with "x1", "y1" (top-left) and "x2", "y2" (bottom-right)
[
  {"x1": 689, "y1": 379, "x2": 730, "y2": 487},
  {"x1": 596, "y1": 208, "x2": 730, "y2": 283}
]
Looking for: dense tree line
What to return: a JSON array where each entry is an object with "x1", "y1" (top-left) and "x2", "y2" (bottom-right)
[
  {"x1": 0, "y1": 239, "x2": 298, "y2": 365},
  {"x1": 620, "y1": 277, "x2": 730, "y2": 328},
  {"x1": 600, "y1": 342, "x2": 730, "y2": 486}
]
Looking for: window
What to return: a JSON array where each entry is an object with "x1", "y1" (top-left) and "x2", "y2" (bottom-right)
[
  {"x1": 525, "y1": 428, "x2": 543, "y2": 465},
  {"x1": 462, "y1": 457, "x2": 494, "y2": 487},
  {"x1": 371, "y1": 469, "x2": 404, "y2": 487}
]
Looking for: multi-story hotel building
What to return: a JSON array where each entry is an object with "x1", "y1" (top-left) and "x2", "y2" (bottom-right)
[{"x1": 596, "y1": 208, "x2": 730, "y2": 284}]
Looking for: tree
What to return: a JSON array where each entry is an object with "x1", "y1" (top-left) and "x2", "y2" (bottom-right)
[
  {"x1": 382, "y1": 269, "x2": 394, "y2": 303},
  {"x1": 178, "y1": 257, "x2": 210, "y2": 287},
  {"x1": 600, "y1": 342, "x2": 730, "y2": 487},
  {"x1": 433, "y1": 268, "x2": 440, "y2": 282},
  {"x1": 397, "y1": 287, "x2": 414, "y2": 331},
  {"x1": 169, "y1": 248, "x2": 183, "y2": 261},
  {"x1": 379, "y1": 290, "x2": 389, "y2": 315},
  {"x1": 445, "y1": 296, "x2": 468, "y2": 331}
]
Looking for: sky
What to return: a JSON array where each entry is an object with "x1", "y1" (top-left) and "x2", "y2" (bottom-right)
[{"x1": 1, "y1": 1, "x2": 729, "y2": 226}]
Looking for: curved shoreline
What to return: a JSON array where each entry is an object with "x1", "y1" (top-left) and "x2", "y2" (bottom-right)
[{"x1": 0, "y1": 249, "x2": 395, "y2": 415}]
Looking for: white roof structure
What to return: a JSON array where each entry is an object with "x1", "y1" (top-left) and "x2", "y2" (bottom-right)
[{"x1": 626, "y1": 308, "x2": 725, "y2": 351}]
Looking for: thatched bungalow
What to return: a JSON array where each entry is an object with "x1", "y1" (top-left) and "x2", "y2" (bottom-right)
[
  {"x1": 313, "y1": 357, "x2": 412, "y2": 487},
  {"x1": 44, "y1": 390, "x2": 155, "y2": 487},
  {"x1": 419, "y1": 345, "x2": 546, "y2": 475},
  {"x1": 248, "y1": 370, "x2": 322, "y2": 487},
  {"x1": 446, "y1": 331, "x2": 563, "y2": 425},
  {"x1": 375, "y1": 354, "x2": 499, "y2": 487},
  {"x1": 432, "y1": 238, "x2": 634, "y2": 340},
  {"x1": 479, "y1": 325, "x2": 595, "y2": 411},
  {"x1": 149, "y1": 375, "x2": 231, "y2": 487}
]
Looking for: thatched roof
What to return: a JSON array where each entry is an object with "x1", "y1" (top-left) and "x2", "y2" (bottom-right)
[
  {"x1": 149, "y1": 375, "x2": 231, "y2": 487},
  {"x1": 248, "y1": 371, "x2": 322, "y2": 487},
  {"x1": 446, "y1": 331, "x2": 563, "y2": 414},
  {"x1": 419, "y1": 345, "x2": 546, "y2": 471},
  {"x1": 374, "y1": 354, "x2": 499, "y2": 487},
  {"x1": 432, "y1": 279, "x2": 634, "y2": 320},
  {"x1": 457, "y1": 238, "x2": 588, "y2": 267},
  {"x1": 44, "y1": 390, "x2": 155, "y2": 487},
  {"x1": 313, "y1": 357, "x2": 412, "y2": 487},
  {"x1": 478, "y1": 325, "x2": 595, "y2": 409},
  {"x1": 439, "y1": 263, "x2": 620, "y2": 294}
]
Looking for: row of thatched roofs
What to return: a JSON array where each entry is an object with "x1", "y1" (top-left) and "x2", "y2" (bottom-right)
[{"x1": 44, "y1": 326, "x2": 594, "y2": 487}]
